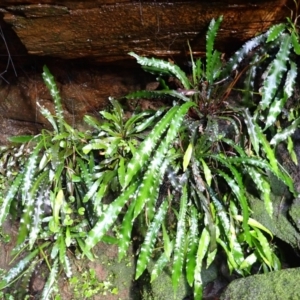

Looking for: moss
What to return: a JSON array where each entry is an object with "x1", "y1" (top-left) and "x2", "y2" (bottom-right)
[{"x1": 221, "y1": 268, "x2": 300, "y2": 300}]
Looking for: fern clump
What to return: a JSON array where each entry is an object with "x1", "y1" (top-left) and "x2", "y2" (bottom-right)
[
  {"x1": 101, "y1": 16, "x2": 299, "y2": 299},
  {"x1": 1, "y1": 14, "x2": 300, "y2": 300}
]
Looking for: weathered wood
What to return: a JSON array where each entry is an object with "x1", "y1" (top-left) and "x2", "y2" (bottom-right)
[{"x1": 1, "y1": 0, "x2": 289, "y2": 62}]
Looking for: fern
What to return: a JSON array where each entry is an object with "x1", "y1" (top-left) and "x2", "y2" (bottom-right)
[
  {"x1": 206, "y1": 16, "x2": 223, "y2": 84},
  {"x1": 135, "y1": 199, "x2": 168, "y2": 279},
  {"x1": 128, "y1": 52, "x2": 191, "y2": 89},
  {"x1": 260, "y1": 33, "x2": 291, "y2": 111},
  {"x1": 42, "y1": 65, "x2": 64, "y2": 132},
  {"x1": 172, "y1": 185, "x2": 188, "y2": 293}
]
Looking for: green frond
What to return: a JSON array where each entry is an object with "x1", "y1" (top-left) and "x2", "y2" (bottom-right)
[
  {"x1": 8, "y1": 135, "x2": 34, "y2": 143},
  {"x1": 37, "y1": 103, "x2": 58, "y2": 132},
  {"x1": 242, "y1": 54, "x2": 260, "y2": 106},
  {"x1": 246, "y1": 167, "x2": 272, "y2": 217},
  {"x1": 291, "y1": 31, "x2": 300, "y2": 54},
  {"x1": 84, "y1": 182, "x2": 139, "y2": 250},
  {"x1": 129, "y1": 52, "x2": 191, "y2": 89},
  {"x1": 28, "y1": 177, "x2": 50, "y2": 249},
  {"x1": 125, "y1": 89, "x2": 190, "y2": 102},
  {"x1": 251, "y1": 228, "x2": 273, "y2": 268},
  {"x1": 255, "y1": 125, "x2": 278, "y2": 175},
  {"x1": 284, "y1": 61, "x2": 297, "y2": 98},
  {"x1": 22, "y1": 140, "x2": 44, "y2": 204},
  {"x1": 133, "y1": 107, "x2": 166, "y2": 133},
  {"x1": 0, "y1": 171, "x2": 23, "y2": 227},
  {"x1": 266, "y1": 23, "x2": 286, "y2": 42},
  {"x1": 124, "y1": 102, "x2": 194, "y2": 188},
  {"x1": 42, "y1": 65, "x2": 64, "y2": 132},
  {"x1": 260, "y1": 33, "x2": 291, "y2": 111},
  {"x1": 193, "y1": 228, "x2": 210, "y2": 299},
  {"x1": 0, "y1": 242, "x2": 49, "y2": 290},
  {"x1": 151, "y1": 252, "x2": 170, "y2": 283},
  {"x1": 84, "y1": 115, "x2": 103, "y2": 130},
  {"x1": 206, "y1": 16, "x2": 223, "y2": 84},
  {"x1": 135, "y1": 199, "x2": 168, "y2": 279},
  {"x1": 172, "y1": 185, "x2": 188, "y2": 293},
  {"x1": 264, "y1": 60, "x2": 297, "y2": 129},
  {"x1": 133, "y1": 102, "x2": 192, "y2": 220},
  {"x1": 186, "y1": 207, "x2": 199, "y2": 287},
  {"x1": 221, "y1": 32, "x2": 268, "y2": 77},
  {"x1": 214, "y1": 161, "x2": 250, "y2": 243},
  {"x1": 239, "y1": 253, "x2": 257, "y2": 272},
  {"x1": 41, "y1": 258, "x2": 59, "y2": 300},
  {"x1": 118, "y1": 200, "x2": 135, "y2": 261},
  {"x1": 270, "y1": 116, "x2": 300, "y2": 145}
]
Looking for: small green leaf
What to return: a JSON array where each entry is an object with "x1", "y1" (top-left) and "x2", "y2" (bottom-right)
[
  {"x1": 266, "y1": 23, "x2": 286, "y2": 43},
  {"x1": 292, "y1": 31, "x2": 300, "y2": 55},
  {"x1": 194, "y1": 228, "x2": 210, "y2": 299},
  {"x1": 183, "y1": 143, "x2": 193, "y2": 171},
  {"x1": 240, "y1": 253, "x2": 257, "y2": 270},
  {"x1": 200, "y1": 158, "x2": 212, "y2": 186},
  {"x1": 8, "y1": 135, "x2": 34, "y2": 143}
]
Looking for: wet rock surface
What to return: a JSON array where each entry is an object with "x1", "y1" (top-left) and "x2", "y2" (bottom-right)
[{"x1": 0, "y1": 1, "x2": 290, "y2": 63}]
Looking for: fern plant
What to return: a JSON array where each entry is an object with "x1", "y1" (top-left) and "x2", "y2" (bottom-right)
[
  {"x1": 0, "y1": 66, "x2": 167, "y2": 298},
  {"x1": 1, "y1": 14, "x2": 300, "y2": 300},
  {"x1": 81, "y1": 16, "x2": 298, "y2": 299},
  {"x1": 0, "y1": 66, "x2": 97, "y2": 299}
]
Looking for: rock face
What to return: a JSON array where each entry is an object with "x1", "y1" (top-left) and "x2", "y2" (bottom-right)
[
  {"x1": 0, "y1": 0, "x2": 290, "y2": 63},
  {"x1": 0, "y1": 63, "x2": 153, "y2": 144},
  {"x1": 221, "y1": 268, "x2": 300, "y2": 300},
  {"x1": 0, "y1": 0, "x2": 291, "y2": 144}
]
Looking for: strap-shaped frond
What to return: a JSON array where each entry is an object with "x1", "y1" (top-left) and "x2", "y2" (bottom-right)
[
  {"x1": 0, "y1": 171, "x2": 23, "y2": 227},
  {"x1": 264, "y1": 59, "x2": 297, "y2": 129},
  {"x1": 41, "y1": 257, "x2": 59, "y2": 300},
  {"x1": 291, "y1": 31, "x2": 300, "y2": 54},
  {"x1": 193, "y1": 228, "x2": 210, "y2": 299},
  {"x1": 243, "y1": 108, "x2": 259, "y2": 155},
  {"x1": 260, "y1": 33, "x2": 291, "y2": 111},
  {"x1": 124, "y1": 102, "x2": 194, "y2": 188},
  {"x1": 172, "y1": 185, "x2": 188, "y2": 293},
  {"x1": 129, "y1": 52, "x2": 191, "y2": 89},
  {"x1": 211, "y1": 192, "x2": 244, "y2": 267},
  {"x1": 221, "y1": 32, "x2": 268, "y2": 77},
  {"x1": 118, "y1": 200, "x2": 135, "y2": 261},
  {"x1": 126, "y1": 89, "x2": 190, "y2": 102},
  {"x1": 206, "y1": 16, "x2": 223, "y2": 84},
  {"x1": 186, "y1": 207, "x2": 199, "y2": 287},
  {"x1": 246, "y1": 166, "x2": 272, "y2": 217},
  {"x1": 84, "y1": 182, "x2": 139, "y2": 250},
  {"x1": 135, "y1": 199, "x2": 168, "y2": 279},
  {"x1": 42, "y1": 66, "x2": 64, "y2": 133},
  {"x1": 0, "y1": 242, "x2": 49, "y2": 289},
  {"x1": 150, "y1": 251, "x2": 170, "y2": 283},
  {"x1": 270, "y1": 116, "x2": 300, "y2": 145},
  {"x1": 133, "y1": 103, "x2": 193, "y2": 219},
  {"x1": 214, "y1": 163, "x2": 250, "y2": 244},
  {"x1": 28, "y1": 173, "x2": 49, "y2": 249}
]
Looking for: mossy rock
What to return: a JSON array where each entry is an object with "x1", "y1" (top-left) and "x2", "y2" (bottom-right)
[{"x1": 221, "y1": 268, "x2": 300, "y2": 300}]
